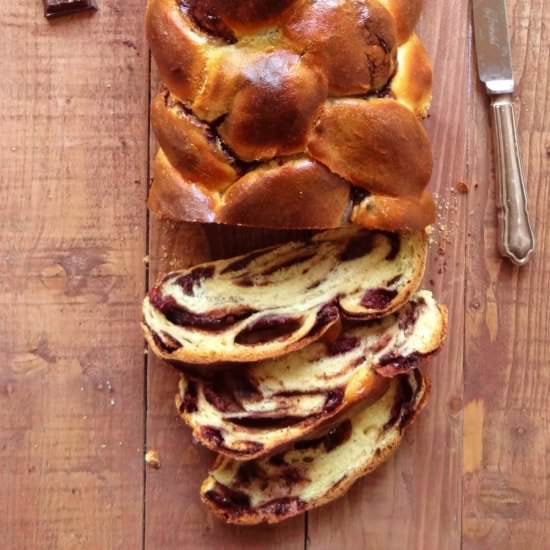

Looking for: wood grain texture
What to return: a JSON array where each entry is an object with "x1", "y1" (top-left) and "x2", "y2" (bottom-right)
[
  {"x1": 463, "y1": 0, "x2": 550, "y2": 548},
  {"x1": 0, "y1": 2, "x2": 149, "y2": 549}
]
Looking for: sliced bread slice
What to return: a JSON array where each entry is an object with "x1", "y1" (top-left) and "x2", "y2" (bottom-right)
[
  {"x1": 200, "y1": 370, "x2": 429, "y2": 524},
  {"x1": 143, "y1": 227, "x2": 427, "y2": 365}
]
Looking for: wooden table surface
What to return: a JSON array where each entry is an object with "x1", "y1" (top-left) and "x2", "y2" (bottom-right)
[{"x1": 1, "y1": 1, "x2": 549, "y2": 548}]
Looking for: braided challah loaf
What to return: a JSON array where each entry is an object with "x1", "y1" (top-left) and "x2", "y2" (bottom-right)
[{"x1": 146, "y1": 0, "x2": 434, "y2": 230}]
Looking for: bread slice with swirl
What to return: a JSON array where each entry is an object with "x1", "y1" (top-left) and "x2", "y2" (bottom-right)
[
  {"x1": 143, "y1": 227, "x2": 427, "y2": 365},
  {"x1": 200, "y1": 369, "x2": 429, "y2": 524},
  {"x1": 176, "y1": 291, "x2": 446, "y2": 460}
]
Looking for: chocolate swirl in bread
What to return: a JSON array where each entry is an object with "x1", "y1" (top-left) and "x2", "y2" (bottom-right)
[
  {"x1": 176, "y1": 291, "x2": 447, "y2": 460},
  {"x1": 146, "y1": 0, "x2": 435, "y2": 230},
  {"x1": 142, "y1": 227, "x2": 428, "y2": 365},
  {"x1": 200, "y1": 369, "x2": 429, "y2": 524}
]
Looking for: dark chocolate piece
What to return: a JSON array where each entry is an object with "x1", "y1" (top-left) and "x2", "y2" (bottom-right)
[{"x1": 44, "y1": 0, "x2": 98, "y2": 18}]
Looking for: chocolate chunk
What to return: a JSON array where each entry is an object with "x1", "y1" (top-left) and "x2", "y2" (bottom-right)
[
  {"x1": 203, "y1": 378, "x2": 244, "y2": 413},
  {"x1": 376, "y1": 352, "x2": 422, "y2": 378},
  {"x1": 361, "y1": 288, "x2": 398, "y2": 310},
  {"x1": 339, "y1": 232, "x2": 374, "y2": 261},
  {"x1": 200, "y1": 426, "x2": 225, "y2": 447},
  {"x1": 383, "y1": 374, "x2": 416, "y2": 431},
  {"x1": 306, "y1": 303, "x2": 339, "y2": 337},
  {"x1": 204, "y1": 483, "x2": 251, "y2": 510},
  {"x1": 177, "y1": 266, "x2": 215, "y2": 296},
  {"x1": 383, "y1": 233, "x2": 401, "y2": 261},
  {"x1": 323, "y1": 419, "x2": 353, "y2": 452},
  {"x1": 386, "y1": 274, "x2": 402, "y2": 287},
  {"x1": 180, "y1": 380, "x2": 198, "y2": 413},
  {"x1": 398, "y1": 302, "x2": 419, "y2": 332},
  {"x1": 179, "y1": 0, "x2": 237, "y2": 43},
  {"x1": 151, "y1": 330, "x2": 182, "y2": 353},
  {"x1": 327, "y1": 336, "x2": 360, "y2": 356},
  {"x1": 323, "y1": 389, "x2": 344, "y2": 412},
  {"x1": 235, "y1": 315, "x2": 303, "y2": 345},
  {"x1": 43, "y1": 0, "x2": 98, "y2": 18}
]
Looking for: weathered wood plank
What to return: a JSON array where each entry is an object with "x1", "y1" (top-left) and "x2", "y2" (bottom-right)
[
  {"x1": 0, "y1": 2, "x2": 150, "y2": 549},
  {"x1": 463, "y1": 0, "x2": 550, "y2": 547},
  {"x1": 307, "y1": 0, "x2": 469, "y2": 547}
]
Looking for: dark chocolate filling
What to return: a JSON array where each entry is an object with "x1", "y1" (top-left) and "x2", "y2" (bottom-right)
[
  {"x1": 221, "y1": 249, "x2": 272, "y2": 274},
  {"x1": 294, "y1": 419, "x2": 352, "y2": 453},
  {"x1": 361, "y1": 288, "x2": 398, "y2": 310},
  {"x1": 327, "y1": 336, "x2": 360, "y2": 356},
  {"x1": 149, "y1": 287, "x2": 256, "y2": 330},
  {"x1": 177, "y1": 265, "x2": 215, "y2": 296},
  {"x1": 261, "y1": 252, "x2": 317, "y2": 276},
  {"x1": 204, "y1": 482, "x2": 251, "y2": 510},
  {"x1": 179, "y1": 0, "x2": 237, "y2": 43},
  {"x1": 339, "y1": 232, "x2": 375, "y2": 261},
  {"x1": 152, "y1": 330, "x2": 182, "y2": 353},
  {"x1": 235, "y1": 315, "x2": 303, "y2": 345},
  {"x1": 180, "y1": 380, "x2": 198, "y2": 413}
]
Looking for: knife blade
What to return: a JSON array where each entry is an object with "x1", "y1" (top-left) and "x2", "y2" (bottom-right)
[
  {"x1": 472, "y1": 0, "x2": 514, "y2": 94},
  {"x1": 472, "y1": 0, "x2": 535, "y2": 265}
]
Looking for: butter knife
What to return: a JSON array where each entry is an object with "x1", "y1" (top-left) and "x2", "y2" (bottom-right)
[{"x1": 472, "y1": 0, "x2": 535, "y2": 265}]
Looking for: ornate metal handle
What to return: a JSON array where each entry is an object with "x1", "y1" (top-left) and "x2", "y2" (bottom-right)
[{"x1": 491, "y1": 94, "x2": 535, "y2": 265}]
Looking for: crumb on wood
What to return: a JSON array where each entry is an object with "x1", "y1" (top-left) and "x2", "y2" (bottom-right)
[
  {"x1": 455, "y1": 181, "x2": 469, "y2": 194},
  {"x1": 145, "y1": 449, "x2": 161, "y2": 469},
  {"x1": 143, "y1": 255, "x2": 150, "y2": 265}
]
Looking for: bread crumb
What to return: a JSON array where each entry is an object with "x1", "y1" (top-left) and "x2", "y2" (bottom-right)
[
  {"x1": 455, "y1": 181, "x2": 469, "y2": 194},
  {"x1": 145, "y1": 449, "x2": 161, "y2": 469},
  {"x1": 143, "y1": 255, "x2": 150, "y2": 265}
]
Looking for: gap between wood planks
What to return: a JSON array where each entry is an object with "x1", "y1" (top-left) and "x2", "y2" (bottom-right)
[{"x1": 142, "y1": 47, "x2": 153, "y2": 550}]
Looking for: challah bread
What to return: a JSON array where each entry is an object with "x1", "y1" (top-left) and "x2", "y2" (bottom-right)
[
  {"x1": 146, "y1": 0, "x2": 435, "y2": 231},
  {"x1": 201, "y1": 369, "x2": 429, "y2": 524},
  {"x1": 176, "y1": 291, "x2": 446, "y2": 460},
  {"x1": 142, "y1": 227, "x2": 427, "y2": 365}
]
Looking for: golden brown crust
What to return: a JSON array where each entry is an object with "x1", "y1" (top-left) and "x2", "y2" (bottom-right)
[
  {"x1": 379, "y1": 0, "x2": 423, "y2": 44},
  {"x1": 391, "y1": 33, "x2": 432, "y2": 117},
  {"x1": 146, "y1": 0, "x2": 434, "y2": 230},
  {"x1": 183, "y1": 0, "x2": 296, "y2": 36},
  {"x1": 282, "y1": 0, "x2": 397, "y2": 95},
  {"x1": 218, "y1": 51, "x2": 328, "y2": 161},
  {"x1": 307, "y1": 99, "x2": 432, "y2": 196},
  {"x1": 148, "y1": 151, "x2": 218, "y2": 222},
  {"x1": 151, "y1": 90, "x2": 238, "y2": 189},
  {"x1": 352, "y1": 191, "x2": 436, "y2": 231},
  {"x1": 219, "y1": 159, "x2": 350, "y2": 228},
  {"x1": 146, "y1": 0, "x2": 208, "y2": 102}
]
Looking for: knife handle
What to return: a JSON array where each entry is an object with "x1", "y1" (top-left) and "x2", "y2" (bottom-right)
[{"x1": 490, "y1": 94, "x2": 535, "y2": 266}]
